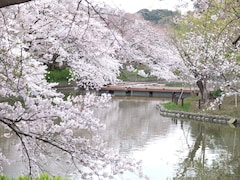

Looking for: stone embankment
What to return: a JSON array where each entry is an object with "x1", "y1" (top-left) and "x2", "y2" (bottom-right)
[{"x1": 156, "y1": 104, "x2": 240, "y2": 126}]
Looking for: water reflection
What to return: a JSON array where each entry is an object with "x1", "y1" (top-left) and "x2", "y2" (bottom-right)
[
  {"x1": 95, "y1": 97, "x2": 240, "y2": 179},
  {"x1": 1, "y1": 97, "x2": 240, "y2": 179}
]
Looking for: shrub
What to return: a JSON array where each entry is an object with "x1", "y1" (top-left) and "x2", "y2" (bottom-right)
[{"x1": 210, "y1": 88, "x2": 222, "y2": 98}]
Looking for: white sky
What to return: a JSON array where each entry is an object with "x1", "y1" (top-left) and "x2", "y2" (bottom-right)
[{"x1": 101, "y1": 0, "x2": 193, "y2": 13}]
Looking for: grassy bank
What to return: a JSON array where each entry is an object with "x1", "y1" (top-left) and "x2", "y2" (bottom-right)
[
  {"x1": 163, "y1": 96, "x2": 200, "y2": 112},
  {"x1": 163, "y1": 95, "x2": 240, "y2": 118}
]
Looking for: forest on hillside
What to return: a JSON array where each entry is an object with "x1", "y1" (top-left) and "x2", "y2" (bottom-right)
[{"x1": 137, "y1": 8, "x2": 180, "y2": 25}]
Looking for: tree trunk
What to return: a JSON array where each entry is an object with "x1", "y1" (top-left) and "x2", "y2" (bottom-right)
[
  {"x1": 196, "y1": 79, "x2": 204, "y2": 100},
  {"x1": 202, "y1": 78, "x2": 209, "y2": 103},
  {"x1": 0, "y1": 0, "x2": 31, "y2": 8},
  {"x1": 196, "y1": 78, "x2": 209, "y2": 103}
]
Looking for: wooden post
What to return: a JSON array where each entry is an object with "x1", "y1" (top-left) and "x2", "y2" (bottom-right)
[
  {"x1": 218, "y1": 104, "x2": 221, "y2": 110},
  {"x1": 172, "y1": 92, "x2": 176, "y2": 102},
  {"x1": 198, "y1": 99, "x2": 201, "y2": 109},
  {"x1": 175, "y1": 96, "x2": 178, "y2": 105},
  {"x1": 181, "y1": 97, "x2": 184, "y2": 107}
]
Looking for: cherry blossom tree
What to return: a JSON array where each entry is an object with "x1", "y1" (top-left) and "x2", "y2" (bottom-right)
[
  {"x1": 1, "y1": 0, "x2": 124, "y2": 89},
  {"x1": 109, "y1": 13, "x2": 183, "y2": 81},
  {"x1": 172, "y1": 0, "x2": 240, "y2": 106},
  {"x1": 0, "y1": 0, "x2": 144, "y2": 178},
  {"x1": 193, "y1": 0, "x2": 240, "y2": 47},
  {"x1": 174, "y1": 26, "x2": 240, "y2": 103}
]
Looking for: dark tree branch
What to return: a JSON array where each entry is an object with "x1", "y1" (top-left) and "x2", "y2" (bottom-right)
[
  {"x1": 0, "y1": 0, "x2": 32, "y2": 8},
  {"x1": 233, "y1": 35, "x2": 240, "y2": 46}
]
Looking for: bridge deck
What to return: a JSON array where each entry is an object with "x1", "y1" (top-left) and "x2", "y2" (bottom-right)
[
  {"x1": 100, "y1": 82, "x2": 198, "y2": 98},
  {"x1": 101, "y1": 83, "x2": 196, "y2": 93}
]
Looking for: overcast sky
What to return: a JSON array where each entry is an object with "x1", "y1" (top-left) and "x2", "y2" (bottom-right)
[{"x1": 101, "y1": 0, "x2": 193, "y2": 13}]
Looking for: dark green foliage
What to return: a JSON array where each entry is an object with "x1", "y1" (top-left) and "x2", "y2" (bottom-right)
[
  {"x1": 45, "y1": 67, "x2": 72, "y2": 82},
  {"x1": 0, "y1": 174, "x2": 10, "y2": 180},
  {"x1": 0, "y1": 174, "x2": 68, "y2": 180},
  {"x1": 210, "y1": 89, "x2": 222, "y2": 98},
  {"x1": 137, "y1": 9, "x2": 180, "y2": 25}
]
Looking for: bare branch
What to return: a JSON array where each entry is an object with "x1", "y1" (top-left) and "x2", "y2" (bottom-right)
[{"x1": 233, "y1": 34, "x2": 240, "y2": 46}]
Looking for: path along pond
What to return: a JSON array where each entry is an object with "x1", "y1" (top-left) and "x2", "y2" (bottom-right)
[{"x1": 1, "y1": 97, "x2": 240, "y2": 179}]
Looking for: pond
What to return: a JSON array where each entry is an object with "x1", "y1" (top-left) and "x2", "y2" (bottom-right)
[
  {"x1": 96, "y1": 97, "x2": 240, "y2": 179},
  {"x1": 1, "y1": 97, "x2": 240, "y2": 179}
]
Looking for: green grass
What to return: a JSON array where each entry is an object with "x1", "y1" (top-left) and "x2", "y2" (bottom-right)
[
  {"x1": 163, "y1": 96, "x2": 200, "y2": 112},
  {"x1": 46, "y1": 68, "x2": 72, "y2": 83},
  {"x1": 163, "y1": 95, "x2": 240, "y2": 118},
  {"x1": 0, "y1": 174, "x2": 69, "y2": 180}
]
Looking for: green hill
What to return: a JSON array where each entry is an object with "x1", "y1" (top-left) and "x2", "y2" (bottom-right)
[{"x1": 137, "y1": 9, "x2": 180, "y2": 25}]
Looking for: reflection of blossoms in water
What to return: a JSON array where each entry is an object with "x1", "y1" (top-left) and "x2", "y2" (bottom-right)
[{"x1": 0, "y1": 152, "x2": 10, "y2": 171}]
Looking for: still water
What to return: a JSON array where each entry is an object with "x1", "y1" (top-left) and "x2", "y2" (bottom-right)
[
  {"x1": 1, "y1": 97, "x2": 240, "y2": 179},
  {"x1": 95, "y1": 97, "x2": 240, "y2": 180}
]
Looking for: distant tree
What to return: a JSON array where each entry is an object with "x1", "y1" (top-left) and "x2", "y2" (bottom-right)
[
  {"x1": 110, "y1": 13, "x2": 183, "y2": 81},
  {"x1": 137, "y1": 8, "x2": 179, "y2": 25}
]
